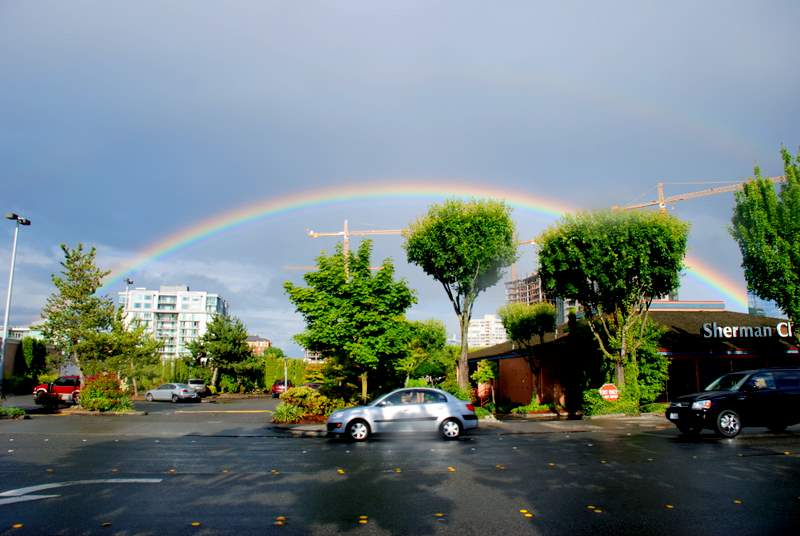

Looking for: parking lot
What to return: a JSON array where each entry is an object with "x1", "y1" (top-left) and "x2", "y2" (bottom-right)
[{"x1": 1, "y1": 398, "x2": 799, "y2": 535}]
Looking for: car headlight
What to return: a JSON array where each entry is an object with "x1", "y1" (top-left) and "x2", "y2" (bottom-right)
[{"x1": 692, "y1": 400, "x2": 712, "y2": 410}]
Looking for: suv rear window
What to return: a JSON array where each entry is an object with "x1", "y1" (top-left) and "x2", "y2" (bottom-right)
[{"x1": 188, "y1": 380, "x2": 204, "y2": 385}]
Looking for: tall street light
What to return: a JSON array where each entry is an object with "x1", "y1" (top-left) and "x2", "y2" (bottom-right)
[{"x1": 0, "y1": 213, "x2": 31, "y2": 398}]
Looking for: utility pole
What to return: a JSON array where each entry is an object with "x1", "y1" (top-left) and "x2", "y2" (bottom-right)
[{"x1": 1, "y1": 213, "x2": 31, "y2": 398}]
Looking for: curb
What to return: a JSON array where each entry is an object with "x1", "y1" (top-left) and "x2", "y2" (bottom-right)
[
  {"x1": 54, "y1": 409, "x2": 149, "y2": 417},
  {"x1": 269, "y1": 425, "x2": 328, "y2": 438}
]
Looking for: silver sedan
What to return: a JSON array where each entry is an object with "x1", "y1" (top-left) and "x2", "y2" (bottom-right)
[
  {"x1": 144, "y1": 383, "x2": 200, "y2": 403},
  {"x1": 326, "y1": 387, "x2": 478, "y2": 441}
]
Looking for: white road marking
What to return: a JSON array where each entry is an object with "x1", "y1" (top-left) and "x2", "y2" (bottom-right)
[
  {"x1": 0, "y1": 478, "x2": 162, "y2": 505},
  {"x1": 0, "y1": 494, "x2": 60, "y2": 506}
]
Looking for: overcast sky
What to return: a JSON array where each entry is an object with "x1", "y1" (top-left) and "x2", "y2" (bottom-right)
[{"x1": 1, "y1": 1, "x2": 798, "y2": 355}]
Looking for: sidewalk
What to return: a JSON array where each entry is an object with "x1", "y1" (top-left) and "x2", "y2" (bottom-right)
[{"x1": 269, "y1": 413, "x2": 669, "y2": 438}]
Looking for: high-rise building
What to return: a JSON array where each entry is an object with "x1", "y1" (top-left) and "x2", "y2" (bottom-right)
[
  {"x1": 467, "y1": 314, "x2": 508, "y2": 348},
  {"x1": 118, "y1": 285, "x2": 228, "y2": 360},
  {"x1": 505, "y1": 272, "x2": 580, "y2": 326}
]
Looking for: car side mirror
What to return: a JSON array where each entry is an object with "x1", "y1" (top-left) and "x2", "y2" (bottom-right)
[
  {"x1": 741, "y1": 382, "x2": 756, "y2": 392},
  {"x1": 376, "y1": 401, "x2": 386, "y2": 407}
]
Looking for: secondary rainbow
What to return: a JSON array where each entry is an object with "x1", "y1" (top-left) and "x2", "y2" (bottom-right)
[{"x1": 102, "y1": 180, "x2": 748, "y2": 310}]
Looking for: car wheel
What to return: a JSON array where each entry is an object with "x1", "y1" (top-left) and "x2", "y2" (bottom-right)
[
  {"x1": 145, "y1": 393, "x2": 154, "y2": 402},
  {"x1": 715, "y1": 409, "x2": 742, "y2": 438},
  {"x1": 440, "y1": 418, "x2": 462, "y2": 440},
  {"x1": 677, "y1": 423, "x2": 702, "y2": 436},
  {"x1": 34, "y1": 391, "x2": 46, "y2": 404},
  {"x1": 345, "y1": 419, "x2": 370, "y2": 442},
  {"x1": 171, "y1": 394, "x2": 179, "y2": 403},
  {"x1": 767, "y1": 423, "x2": 787, "y2": 433}
]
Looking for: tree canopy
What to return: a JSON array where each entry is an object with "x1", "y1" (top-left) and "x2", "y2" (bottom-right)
[
  {"x1": 284, "y1": 240, "x2": 416, "y2": 400},
  {"x1": 187, "y1": 313, "x2": 251, "y2": 389},
  {"x1": 403, "y1": 198, "x2": 517, "y2": 388},
  {"x1": 397, "y1": 319, "x2": 452, "y2": 385},
  {"x1": 537, "y1": 210, "x2": 688, "y2": 388},
  {"x1": 730, "y1": 147, "x2": 800, "y2": 330},
  {"x1": 40, "y1": 244, "x2": 115, "y2": 377}
]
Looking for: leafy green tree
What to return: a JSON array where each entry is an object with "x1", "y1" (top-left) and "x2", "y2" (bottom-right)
[
  {"x1": 187, "y1": 314, "x2": 251, "y2": 389},
  {"x1": 404, "y1": 199, "x2": 517, "y2": 389},
  {"x1": 284, "y1": 241, "x2": 415, "y2": 401},
  {"x1": 398, "y1": 319, "x2": 448, "y2": 385},
  {"x1": 79, "y1": 308, "x2": 162, "y2": 396},
  {"x1": 40, "y1": 244, "x2": 116, "y2": 380},
  {"x1": 537, "y1": 210, "x2": 688, "y2": 388},
  {"x1": 498, "y1": 302, "x2": 556, "y2": 403},
  {"x1": 730, "y1": 147, "x2": 800, "y2": 329},
  {"x1": 20, "y1": 337, "x2": 47, "y2": 379}
]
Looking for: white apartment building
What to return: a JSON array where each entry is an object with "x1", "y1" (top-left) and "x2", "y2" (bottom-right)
[
  {"x1": 118, "y1": 285, "x2": 228, "y2": 360},
  {"x1": 467, "y1": 314, "x2": 508, "y2": 348}
]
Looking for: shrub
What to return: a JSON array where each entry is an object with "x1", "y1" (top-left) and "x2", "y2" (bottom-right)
[
  {"x1": 37, "y1": 372, "x2": 59, "y2": 385},
  {"x1": 80, "y1": 373, "x2": 132, "y2": 412},
  {"x1": 0, "y1": 406, "x2": 25, "y2": 418},
  {"x1": 581, "y1": 388, "x2": 639, "y2": 416},
  {"x1": 438, "y1": 379, "x2": 472, "y2": 401},
  {"x1": 272, "y1": 403, "x2": 304, "y2": 424},
  {"x1": 474, "y1": 406, "x2": 493, "y2": 419},
  {"x1": 511, "y1": 394, "x2": 554, "y2": 414},
  {"x1": 640, "y1": 402, "x2": 669, "y2": 414},
  {"x1": 281, "y1": 386, "x2": 345, "y2": 417},
  {"x1": 405, "y1": 378, "x2": 430, "y2": 388}
]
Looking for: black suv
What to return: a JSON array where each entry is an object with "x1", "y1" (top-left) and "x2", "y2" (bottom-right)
[{"x1": 666, "y1": 368, "x2": 800, "y2": 438}]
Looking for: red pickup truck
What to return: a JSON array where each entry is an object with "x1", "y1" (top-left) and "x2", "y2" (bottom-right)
[{"x1": 33, "y1": 376, "x2": 81, "y2": 405}]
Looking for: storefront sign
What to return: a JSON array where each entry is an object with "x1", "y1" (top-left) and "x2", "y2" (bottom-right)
[
  {"x1": 598, "y1": 383, "x2": 619, "y2": 401},
  {"x1": 702, "y1": 321, "x2": 794, "y2": 339}
]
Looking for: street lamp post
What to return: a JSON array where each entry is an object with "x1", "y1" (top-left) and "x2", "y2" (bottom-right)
[{"x1": 0, "y1": 213, "x2": 31, "y2": 398}]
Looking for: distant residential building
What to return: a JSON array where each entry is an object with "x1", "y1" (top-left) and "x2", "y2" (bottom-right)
[
  {"x1": 303, "y1": 349, "x2": 325, "y2": 364},
  {"x1": 246, "y1": 335, "x2": 271, "y2": 355},
  {"x1": 118, "y1": 285, "x2": 228, "y2": 360},
  {"x1": 6, "y1": 326, "x2": 44, "y2": 340},
  {"x1": 467, "y1": 314, "x2": 508, "y2": 348}
]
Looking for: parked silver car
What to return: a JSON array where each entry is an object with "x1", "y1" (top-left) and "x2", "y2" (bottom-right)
[
  {"x1": 186, "y1": 378, "x2": 209, "y2": 396},
  {"x1": 144, "y1": 383, "x2": 200, "y2": 403},
  {"x1": 326, "y1": 387, "x2": 478, "y2": 441}
]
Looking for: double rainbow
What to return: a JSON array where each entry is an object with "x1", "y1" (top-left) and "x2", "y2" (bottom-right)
[{"x1": 102, "y1": 181, "x2": 748, "y2": 310}]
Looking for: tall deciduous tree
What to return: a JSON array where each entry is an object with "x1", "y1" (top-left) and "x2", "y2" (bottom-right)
[
  {"x1": 79, "y1": 308, "x2": 162, "y2": 396},
  {"x1": 40, "y1": 244, "x2": 115, "y2": 380},
  {"x1": 498, "y1": 302, "x2": 556, "y2": 402},
  {"x1": 537, "y1": 211, "x2": 688, "y2": 388},
  {"x1": 187, "y1": 314, "x2": 251, "y2": 389},
  {"x1": 284, "y1": 241, "x2": 415, "y2": 401},
  {"x1": 404, "y1": 199, "x2": 517, "y2": 389},
  {"x1": 730, "y1": 147, "x2": 800, "y2": 329},
  {"x1": 398, "y1": 319, "x2": 448, "y2": 385}
]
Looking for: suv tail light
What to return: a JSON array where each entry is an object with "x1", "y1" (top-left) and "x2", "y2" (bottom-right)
[{"x1": 466, "y1": 403, "x2": 475, "y2": 412}]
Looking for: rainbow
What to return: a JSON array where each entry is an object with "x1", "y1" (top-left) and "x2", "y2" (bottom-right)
[{"x1": 100, "y1": 180, "x2": 748, "y2": 310}]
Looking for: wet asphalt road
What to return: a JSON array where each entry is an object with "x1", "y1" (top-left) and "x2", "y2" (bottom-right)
[{"x1": 0, "y1": 402, "x2": 799, "y2": 535}]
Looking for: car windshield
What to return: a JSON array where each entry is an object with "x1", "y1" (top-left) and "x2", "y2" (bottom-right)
[
  {"x1": 188, "y1": 380, "x2": 203, "y2": 385},
  {"x1": 705, "y1": 373, "x2": 749, "y2": 392}
]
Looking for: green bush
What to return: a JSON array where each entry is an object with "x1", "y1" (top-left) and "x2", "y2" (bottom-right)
[
  {"x1": 474, "y1": 406, "x2": 493, "y2": 419},
  {"x1": 438, "y1": 379, "x2": 472, "y2": 401},
  {"x1": 511, "y1": 394, "x2": 554, "y2": 414},
  {"x1": 281, "y1": 386, "x2": 345, "y2": 417},
  {"x1": 640, "y1": 402, "x2": 669, "y2": 414},
  {"x1": 0, "y1": 406, "x2": 25, "y2": 418},
  {"x1": 581, "y1": 388, "x2": 639, "y2": 416},
  {"x1": 272, "y1": 403, "x2": 304, "y2": 424},
  {"x1": 37, "y1": 372, "x2": 59, "y2": 385},
  {"x1": 80, "y1": 373, "x2": 132, "y2": 412},
  {"x1": 405, "y1": 378, "x2": 430, "y2": 388}
]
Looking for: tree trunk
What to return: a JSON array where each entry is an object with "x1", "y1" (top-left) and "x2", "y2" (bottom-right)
[
  {"x1": 457, "y1": 313, "x2": 470, "y2": 390},
  {"x1": 360, "y1": 372, "x2": 368, "y2": 403},
  {"x1": 130, "y1": 360, "x2": 138, "y2": 397},
  {"x1": 211, "y1": 367, "x2": 219, "y2": 390},
  {"x1": 617, "y1": 324, "x2": 627, "y2": 388}
]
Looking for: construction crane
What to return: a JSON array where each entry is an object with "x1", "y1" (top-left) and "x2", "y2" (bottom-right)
[
  {"x1": 306, "y1": 220, "x2": 403, "y2": 277},
  {"x1": 613, "y1": 176, "x2": 786, "y2": 212},
  {"x1": 510, "y1": 238, "x2": 537, "y2": 281}
]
